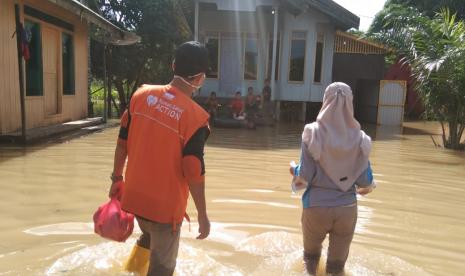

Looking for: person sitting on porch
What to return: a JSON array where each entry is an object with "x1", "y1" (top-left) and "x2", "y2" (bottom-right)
[
  {"x1": 255, "y1": 95, "x2": 262, "y2": 109},
  {"x1": 260, "y1": 85, "x2": 275, "y2": 126},
  {"x1": 263, "y1": 78, "x2": 271, "y2": 94},
  {"x1": 290, "y1": 82, "x2": 376, "y2": 275},
  {"x1": 244, "y1": 87, "x2": 258, "y2": 129},
  {"x1": 205, "y1": 91, "x2": 219, "y2": 121},
  {"x1": 230, "y1": 91, "x2": 245, "y2": 120}
]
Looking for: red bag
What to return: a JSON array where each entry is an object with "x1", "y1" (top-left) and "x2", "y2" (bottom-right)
[{"x1": 93, "y1": 181, "x2": 134, "y2": 242}]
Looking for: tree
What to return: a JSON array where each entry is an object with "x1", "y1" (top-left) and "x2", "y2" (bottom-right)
[
  {"x1": 370, "y1": 8, "x2": 465, "y2": 150},
  {"x1": 387, "y1": 0, "x2": 465, "y2": 19},
  {"x1": 369, "y1": 0, "x2": 465, "y2": 34},
  {"x1": 90, "y1": 0, "x2": 194, "y2": 115},
  {"x1": 367, "y1": 4, "x2": 425, "y2": 35}
]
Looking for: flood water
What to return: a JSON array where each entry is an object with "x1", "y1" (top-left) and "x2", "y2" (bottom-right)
[{"x1": 0, "y1": 121, "x2": 464, "y2": 275}]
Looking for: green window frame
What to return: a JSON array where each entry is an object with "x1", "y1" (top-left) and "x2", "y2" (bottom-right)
[{"x1": 25, "y1": 20, "x2": 43, "y2": 96}]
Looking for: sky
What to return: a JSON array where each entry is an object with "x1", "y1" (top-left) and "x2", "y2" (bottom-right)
[{"x1": 332, "y1": 0, "x2": 388, "y2": 31}]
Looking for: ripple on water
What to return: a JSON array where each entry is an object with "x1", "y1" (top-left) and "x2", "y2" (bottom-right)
[
  {"x1": 212, "y1": 199, "x2": 298, "y2": 209},
  {"x1": 45, "y1": 239, "x2": 243, "y2": 276},
  {"x1": 42, "y1": 224, "x2": 430, "y2": 276},
  {"x1": 2, "y1": 122, "x2": 463, "y2": 275}
]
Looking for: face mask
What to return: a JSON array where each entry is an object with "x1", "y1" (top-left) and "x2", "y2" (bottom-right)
[{"x1": 173, "y1": 72, "x2": 205, "y2": 90}]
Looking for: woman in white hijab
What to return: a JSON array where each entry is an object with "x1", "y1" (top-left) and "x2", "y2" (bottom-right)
[{"x1": 290, "y1": 82, "x2": 376, "y2": 275}]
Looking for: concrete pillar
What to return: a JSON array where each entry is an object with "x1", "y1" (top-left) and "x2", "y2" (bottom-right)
[
  {"x1": 276, "y1": 100, "x2": 281, "y2": 122},
  {"x1": 270, "y1": 6, "x2": 278, "y2": 100},
  {"x1": 194, "y1": 1, "x2": 199, "y2": 41},
  {"x1": 301, "y1": 102, "x2": 307, "y2": 122}
]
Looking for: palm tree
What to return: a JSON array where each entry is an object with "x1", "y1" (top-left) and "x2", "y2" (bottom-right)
[{"x1": 370, "y1": 8, "x2": 465, "y2": 150}]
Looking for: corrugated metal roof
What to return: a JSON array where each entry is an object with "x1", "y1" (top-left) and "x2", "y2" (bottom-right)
[{"x1": 377, "y1": 81, "x2": 407, "y2": 126}]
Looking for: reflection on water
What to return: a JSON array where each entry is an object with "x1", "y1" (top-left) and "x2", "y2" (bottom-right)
[{"x1": 0, "y1": 121, "x2": 464, "y2": 275}]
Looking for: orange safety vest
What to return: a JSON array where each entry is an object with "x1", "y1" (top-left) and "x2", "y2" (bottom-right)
[{"x1": 121, "y1": 84, "x2": 209, "y2": 225}]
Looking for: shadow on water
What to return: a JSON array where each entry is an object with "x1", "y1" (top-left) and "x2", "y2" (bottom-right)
[
  {"x1": 362, "y1": 124, "x2": 405, "y2": 142},
  {"x1": 208, "y1": 123, "x2": 414, "y2": 151},
  {"x1": 402, "y1": 126, "x2": 438, "y2": 136},
  {"x1": 0, "y1": 128, "x2": 109, "y2": 164},
  {"x1": 0, "y1": 122, "x2": 418, "y2": 161},
  {"x1": 207, "y1": 123, "x2": 304, "y2": 150}
]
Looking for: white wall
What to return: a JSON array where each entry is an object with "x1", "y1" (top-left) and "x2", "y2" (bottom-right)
[
  {"x1": 278, "y1": 9, "x2": 335, "y2": 102},
  {"x1": 199, "y1": 9, "x2": 276, "y2": 97},
  {"x1": 310, "y1": 23, "x2": 335, "y2": 102}
]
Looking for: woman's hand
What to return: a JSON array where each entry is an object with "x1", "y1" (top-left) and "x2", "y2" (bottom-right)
[
  {"x1": 289, "y1": 166, "x2": 295, "y2": 176},
  {"x1": 357, "y1": 186, "x2": 373, "y2": 195},
  {"x1": 289, "y1": 161, "x2": 298, "y2": 176}
]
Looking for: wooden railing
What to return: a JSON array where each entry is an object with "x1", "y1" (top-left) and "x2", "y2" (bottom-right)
[{"x1": 334, "y1": 31, "x2": 388, "y2": 55}]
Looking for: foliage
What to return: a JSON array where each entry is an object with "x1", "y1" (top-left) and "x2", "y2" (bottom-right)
[
  {"x1": 367, "y1": 4, "x2": 426, "y2": 36},
  {"x1": 386, "y1": 0, "x2": 465, "y2": 19},
  {"x1": 369, "y1": 0, "x2": 465, "y2": 35},
  {"x1": 369, "y1": 8, "x2": 465, "y2": 150},
  {"x1": 89, "y1": 0, "x2": 194, "y2": 115}
]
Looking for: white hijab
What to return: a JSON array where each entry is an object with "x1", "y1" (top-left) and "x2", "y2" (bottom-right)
[{"x1": 302, "y1": 82, "x2": 371, "y2": 192}]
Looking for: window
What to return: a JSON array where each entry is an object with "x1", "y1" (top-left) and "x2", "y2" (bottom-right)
[
  {"x1": 25, "y1": 20, "x2": 43, "y2": 96},
  {"x1": 267, "y1": 34, "x2": 280, "y2": 81},
  {"x1": 314, "y1": 33, "x2": 324, "y2": 83},
  {"x1": 288, "y1": 31, "x2": 306, "y2": 82},
  {"x1": 62, "y1": 33, "x2": 75, "y2": 95},
  {"x1": 205, "y1": 37, "x2": 219, "y2": 78},
  {"x1": 244, "y1": 38, "x2": 258, "y2": 80}
]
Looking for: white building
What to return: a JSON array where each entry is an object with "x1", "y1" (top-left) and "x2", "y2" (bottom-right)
[{"x1": 194, "y1": 0, "x2": 359, "y2": 119}]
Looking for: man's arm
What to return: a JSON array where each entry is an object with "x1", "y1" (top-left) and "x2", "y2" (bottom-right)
[
  {"x1": 109, "y1": 139, "x2": 127, "y2": 197},
  {"x1": 188, "y1": 179, "x2": 209, "y2": 239},
  {"x1": 182, "y1": 126, "x2": 210, "y2": 239},
  {"x1": 109, "y1": 110, "x2": 130, "y2": 198}
]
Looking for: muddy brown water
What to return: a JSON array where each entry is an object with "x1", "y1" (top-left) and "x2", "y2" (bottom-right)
[{"x1": 0, "y1": 121, "x2": 464, "y2": 275}]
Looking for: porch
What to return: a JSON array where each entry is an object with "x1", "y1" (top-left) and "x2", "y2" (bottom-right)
[{"x1": 0, "y1": 117, "x2": 107, "y2": 143}]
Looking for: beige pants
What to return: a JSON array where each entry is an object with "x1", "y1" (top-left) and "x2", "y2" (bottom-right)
[
  {"x1": 136, "y1": 217, "x2": 181, "y2": 276},
  {"x1": 301, "y1": 205, "x2": 357, "y2": 274}
]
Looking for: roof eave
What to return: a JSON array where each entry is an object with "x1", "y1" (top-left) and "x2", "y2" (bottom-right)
[
  {"x1": 45, "y1": 0, "x2": 140, "y2": 45},
  {"x1": 284, "y1": 0, "x2": 360, "y2": 30}
]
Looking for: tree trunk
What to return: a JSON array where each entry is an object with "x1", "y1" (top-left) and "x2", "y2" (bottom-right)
[
  {"x1": 114, "y1": 79, "x2": 127, "y2": 116},
  {"x1": 447, "y1": 121, "x2": 459, "y2": 149},
  {"x1": 111, "y1": 94, "x2": 120, "y2": 116},
  {"x1": 440, "y1": 121, "x2": 447, "y2": 147},
  {"x1": 107, "y1": 76, "x2": 112, "y2": 118}
]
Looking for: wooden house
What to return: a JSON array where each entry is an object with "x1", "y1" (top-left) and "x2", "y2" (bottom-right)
[{"x1": 0, "y1": 0, "x2": 137, "y2": 139}]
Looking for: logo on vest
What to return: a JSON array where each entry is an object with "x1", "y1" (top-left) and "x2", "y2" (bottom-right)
[
  {"x1": 147, "y1": 95, "x2": 184, "y2": 121},
  {"x1": 147, "y1": 95, "x2": 159, "y2": 107},
  {"x1": 163, "y1": 92, "x2": 176, "y2": 101}
]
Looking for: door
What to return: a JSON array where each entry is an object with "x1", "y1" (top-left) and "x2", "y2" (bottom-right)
[
  {"x1": 354, "y1": 79, "x2": 380, "y2": 124},
  {"x1": 42, "y1": 26, "x2": 59, "y2": 115},
  {"x1": 377, "y1": 80, "x2": 407, "y2": 125},
  {"x1": 219, "y1": 36, "x2": 242, "y2": 96}
]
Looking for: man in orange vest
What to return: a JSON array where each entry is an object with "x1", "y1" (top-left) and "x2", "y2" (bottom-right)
[{"x1": 109, "y1": 41, "x2": 211, "y2": 276}]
